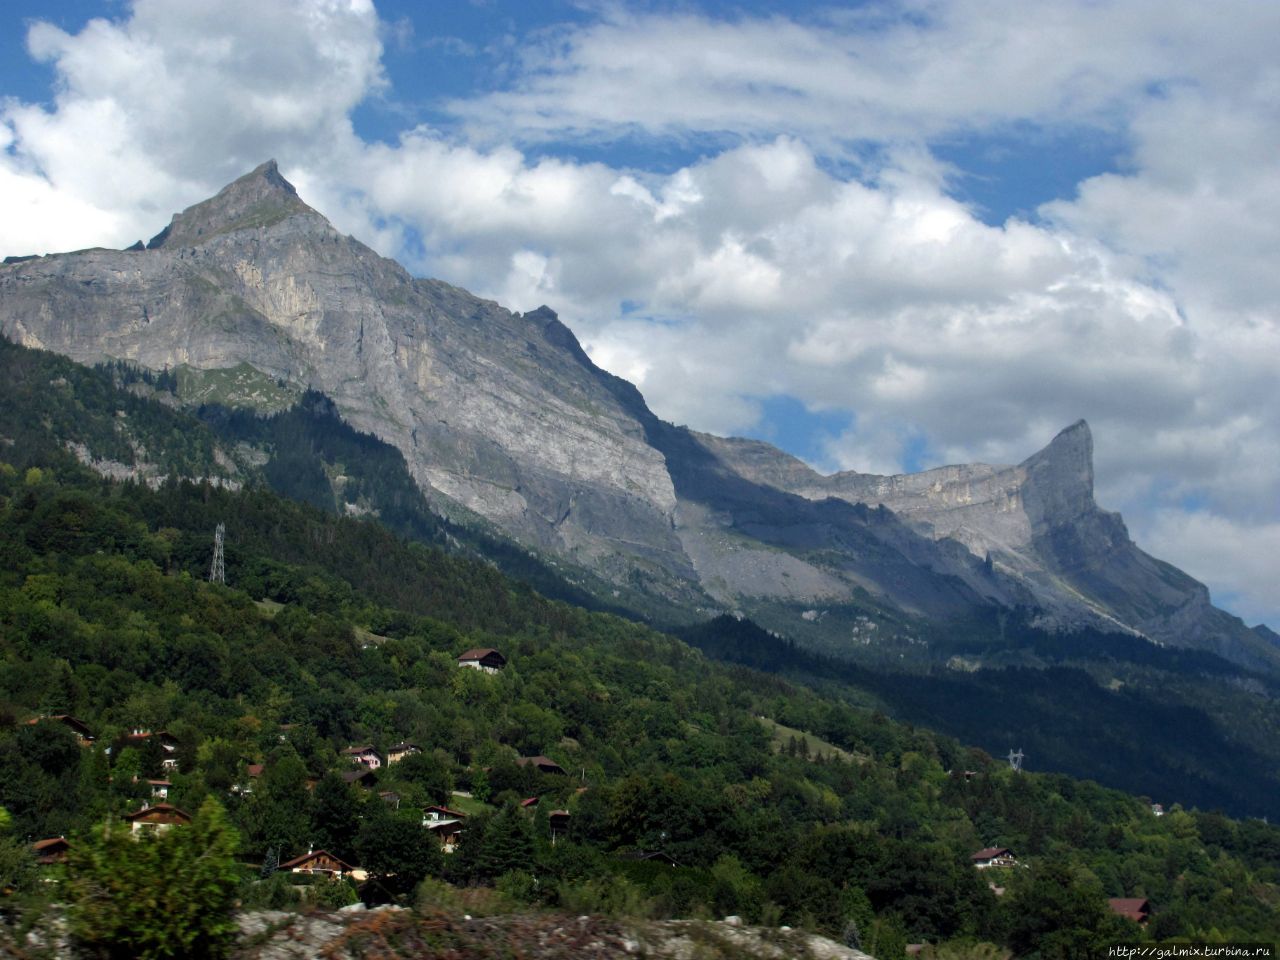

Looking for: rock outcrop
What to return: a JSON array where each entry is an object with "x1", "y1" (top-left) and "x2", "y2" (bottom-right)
[{"x1": 2, "y1": 162, "x2": 1273, "y2": 669}]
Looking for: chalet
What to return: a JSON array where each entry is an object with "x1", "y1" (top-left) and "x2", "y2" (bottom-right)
[
  {"x1": 425, "y1": 818, "x2": 465, "y2": 853},
  {"x1": 423, "y1": 805, "x2": 467, "y2": 822},
  {"x1": 280, "y1": 849, "x2": 356, "y2": 879},
  {"x1": 342, "y1": 769, "x2": 379, "y2": 789},
  {"x1": 1151, "y1": 803, "x2": 1165, "y2": 817},
  {"x1": 26, "y1": 714, "x2": 95, "y2": 746},
  {"x1": 515, "y1": 755, "x2": 567, "y2": 776},
  {"x1": 232, "y1": 763, "x2": 265, "y2": 795},
  {"x1": 970, "y1": 847, "x2": 1018, "y2": 869},
  {"x1": 123, "y1": 729, "x2": 180, "y2": 770},
  {"x1": 549, "y1": 809, "x2": 571, "y2": 845},
  {"x1": 421, "y1": 807, "x2": 467, "y2": 852},
  {"x1": 125, "y1": 729, "x2": 179, "y2": 753},
  {"x1": 123, "y1": 803, "x2": 192, "y2": 835},
  {"x1": 456, "y1": 647, "x2": 507, "y2": 673},
  {"x1": 1108, "y1": 898, "x2": 1152, "y2": 926},
  {"x1": 378, "y1": 790, "x2": 401, "y2": 810},
  {"x1": 386, "y1": 741, "x2": 421, "y2": 764},
  {"x1": 147, "y1": 779, "x2": 171, "y2": 800},
  {"x1": 32, "y1": 837, "x2": 71, "y2": 865},
  {"x1": 342, "y1": 745, "x2": 383, "y2": 769}
]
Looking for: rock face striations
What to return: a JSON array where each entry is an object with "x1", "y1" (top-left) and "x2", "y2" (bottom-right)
[{"x1": 2, "y1": 162, "x2": 1273, "y2": 669}]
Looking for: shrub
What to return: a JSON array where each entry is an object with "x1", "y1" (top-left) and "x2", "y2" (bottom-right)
[{"x1": 65, "y1": 798, "x2": 241, "y2": 959}]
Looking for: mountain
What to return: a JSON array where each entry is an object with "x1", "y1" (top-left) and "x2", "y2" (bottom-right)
[{"x1": 2, "y1": 161, "x2": 1275, "y2": 671}]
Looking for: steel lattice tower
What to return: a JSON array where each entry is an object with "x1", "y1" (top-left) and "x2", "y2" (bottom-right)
[{"x1": 210, "y1": 523, "x2": 226, "y2": 584}]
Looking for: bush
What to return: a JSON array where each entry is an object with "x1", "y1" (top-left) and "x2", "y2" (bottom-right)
[{"x1": 65, "y1": 798, "x2": 241, "y2": 960}]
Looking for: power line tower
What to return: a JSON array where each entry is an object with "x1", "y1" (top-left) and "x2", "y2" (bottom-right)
[
  {"x1": 1007, "y1": 748, "x2": 1024, "y2": 773},
  {"x1": 209, "y1": 523, "x2": 226, "y2": 585}
]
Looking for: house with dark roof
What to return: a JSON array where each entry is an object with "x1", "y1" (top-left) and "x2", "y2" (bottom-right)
[
  {"x1": 457, "y1": 648, "x2": 507, "y2": 673},
  {"x1": 970, "y1": 847, "x2": 1018, "y2": 869},
  {"x1": 32, "y1": 837, "x2": 71, "y2": 865},
  {"x1": 1108, "y1": 898, "x2": 1151, "y2": 925},
  {"x1": 421, "y1": 806, "x2": 467, "y2": 852},
  {"x1": 231, "y1": 763, "x2": 265, "y2": 795},
  {"x1": 342, "y1": 768, "x2": 379, "y2": 789},
  {"x1": 515, "y1": 755, "x2": 567, "y2": 776},
  {"x1": 26, "y1": 714, "x2": 95, "y2": 746},
  {"x1": 280, "y1": 849, "x2": 356, "y2": 879},
  {"x1": 423, "y1": 805, "x2": 467, "y2": 822}
]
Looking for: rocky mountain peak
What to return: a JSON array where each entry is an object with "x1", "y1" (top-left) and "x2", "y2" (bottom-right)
[
  {"x1": 147, "y1": 159, "x2": 313, "y2": 249},
  {"x1": 1018, "y1": 419, "x2": 1095, "y2": 526},
  {"x1": 1024, "y1": 419, "x2": 1093, "y2": 481}
]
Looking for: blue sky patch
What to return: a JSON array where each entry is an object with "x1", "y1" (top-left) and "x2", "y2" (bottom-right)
[{"x1": 738, "y1": 395, "x2": 853, "y2": 471}]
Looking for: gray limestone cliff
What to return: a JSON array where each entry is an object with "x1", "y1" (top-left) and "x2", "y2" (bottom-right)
[
  {"x1": 2, "y1": 162, "x2": 1273, "y2": 669},
  {"x1": 699, "y1": 422, "x2": 1276, "y2": 668}
]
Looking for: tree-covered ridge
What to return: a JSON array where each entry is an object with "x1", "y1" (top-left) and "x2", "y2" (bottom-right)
[
  {"x1": 682, "y1": 615, "x2": 1280, "y2": 820},
  {"x1": 1, "y1": 458, "x2": 1278, "y2": 950},
  {"x1": 0, "y1": 334, "x2": 657, "y2": 619},
  {"x1": 0, "y1": 337, "x2": 239, "y2": 482}
]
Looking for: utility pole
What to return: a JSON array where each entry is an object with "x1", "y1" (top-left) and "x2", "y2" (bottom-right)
[{"x1": 209, "y1": 523, "x2": 226, "y2": 585}]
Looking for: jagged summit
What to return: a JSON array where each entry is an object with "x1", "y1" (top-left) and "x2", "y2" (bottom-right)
[
  {"x1": 147, "y1": 159, "x2": 312, "y2": 249},
  {"x1": 1022, "y1": 419, "x2": 1093, "y2": 488}
]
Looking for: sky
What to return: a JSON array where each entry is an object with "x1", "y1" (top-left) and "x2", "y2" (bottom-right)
[{"x1": 1, "y1": 0, "x2": 1276, "y2": 628}]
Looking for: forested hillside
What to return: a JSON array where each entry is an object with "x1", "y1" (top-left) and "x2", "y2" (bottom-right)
[
  {"x1": 2, "y1": 338, "x2": 1279, "y2": 955},
  {"x1": 0, "y1": 447, "x2": 1277, "y2": 951}
]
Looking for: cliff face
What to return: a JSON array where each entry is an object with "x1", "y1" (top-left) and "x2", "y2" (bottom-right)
[
  {"x1": 700, "y1": 422, "x2": 1276, "y2": 666},
  {"x1": 0, "y1": 162, "x2": 694, "y2": 600},
  {"x1": 3, "y1": 162, "x2": 1273, "y2": 668}
]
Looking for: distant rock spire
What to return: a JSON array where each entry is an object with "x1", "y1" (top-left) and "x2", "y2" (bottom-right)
[{"x1": 147, "y1": 159, "x2": 312, "y2": 249}]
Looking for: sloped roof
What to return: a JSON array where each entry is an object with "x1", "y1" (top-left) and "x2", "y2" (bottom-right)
[
  {"x1": 123, "y1": 803, "x2": 191, "y2": 823},
  {"x1": 26, "y1": 714, "x2": 94, "y2": 739},
  {"x1": 424, "y1": 805, "x2": 467, "y2": 819},
  {"x1": 971, "y1": 847, "x2": 1013, "y2": 861},
  {"x1": 457, "y1": 647, "x2": 505, "y2": 662},
  {"x1": 279, "y1": 849, "x2": 355, "y2": 873},
  {"x1": 515, "y1": 755, "x2": 567, "y2": 775}
]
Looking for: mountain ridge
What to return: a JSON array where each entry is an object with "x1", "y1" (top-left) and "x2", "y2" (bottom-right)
[{"x1": 1, "y1": 161, "x2": 1274, "y2": 670}]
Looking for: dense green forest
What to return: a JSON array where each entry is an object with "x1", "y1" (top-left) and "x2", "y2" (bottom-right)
[
  {"x1": 1, "y1": 337, "x2": 1278, "y2": 954},
  {"x1": 681, "y1": 615, "x2": 1280, "y2": 819}
]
